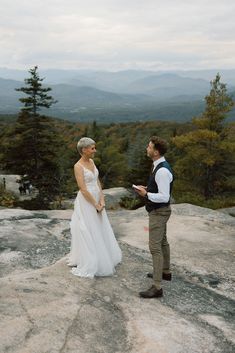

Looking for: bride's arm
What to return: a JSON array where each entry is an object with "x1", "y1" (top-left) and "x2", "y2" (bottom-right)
[
  {"x1": 74, "y1": 164, "x2": 101, "y2": 210},
  {"x1": 97, "y1": 178, "x2": 105, "y2": 207},
  {"x1": 91, "y1": 159, "x2": 105, "y2": 209}
]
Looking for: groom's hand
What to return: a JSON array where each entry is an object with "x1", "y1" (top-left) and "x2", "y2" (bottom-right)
[{"x1": 135, "y1": 186, "x2": 148, "y2": 197}]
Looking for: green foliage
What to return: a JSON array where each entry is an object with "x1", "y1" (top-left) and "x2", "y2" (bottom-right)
[
  {"x1": 126, "y1": 150, "x2": 152, "y2": 187},
  {"x1": 119, "y1": 194, "x2": 145, "y2": 210},
  {"x1": 1, "y1": 67, "x2": 69, "y2": 208},
  {"x1": 0, "y1": 185, "x2": 18, "y2": 208},
  {"x1": 83, "y1": 121, "x2": 128, "y2": 188},
  {"x1": 2, "y1": 112, "x2": 65, "y2": 205},
  {"x1": 95, "y1": 140, "x2": 127, "y2": 188},
  {"x1": 193, "y1": 74, "x2": 234, "y2": 132},
  {"x1": 15, "y1": 66, "x2": 57, "y2": 116},
  {"x1": 173, "y1": 73, "x2": 235, "y2": 199},
  {"x1": 1, "y1": 87, "x2": 234, "y2": 210}
]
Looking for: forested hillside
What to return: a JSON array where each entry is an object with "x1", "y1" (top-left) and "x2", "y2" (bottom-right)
[
  {"x1": 0, "y1": 70, "x2": 234, "y2": 210},
  {"x1": 1, "y1": 116, "x2": 234, "y2": 209}
]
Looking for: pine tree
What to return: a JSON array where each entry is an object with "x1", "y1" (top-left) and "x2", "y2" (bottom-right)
[
  {"x1": 15, "y1": 66, "x2": 57, "y2": 116},
  {"x1": 173, "y1": 73, "x2": 235, "y2": 200},
  {"x1": 3, "y1": 66, "x2": 65, "y2": 208}
]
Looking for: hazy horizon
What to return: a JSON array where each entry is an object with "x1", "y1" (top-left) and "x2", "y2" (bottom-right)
[{"x1": 1, "y1": 67, "x2": 235, "y2": 73}]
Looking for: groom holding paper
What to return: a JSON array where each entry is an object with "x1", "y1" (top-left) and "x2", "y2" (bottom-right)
[{"x1": 133, "y1": 136, "x2": 173, "y2": 298}]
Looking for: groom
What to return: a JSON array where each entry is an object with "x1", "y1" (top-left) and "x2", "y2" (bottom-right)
[{"x1": 134, "y1": 136, "x2": 173, "y2": 298}]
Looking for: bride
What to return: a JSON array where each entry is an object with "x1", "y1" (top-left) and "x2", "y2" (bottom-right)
[{"x1": 68, "y1": 137, "x2": 122, "y2": 278}]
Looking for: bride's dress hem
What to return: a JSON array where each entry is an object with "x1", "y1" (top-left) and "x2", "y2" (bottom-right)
[{"x1": 70, "y1": 262, "x2": 121, "y2": 278}]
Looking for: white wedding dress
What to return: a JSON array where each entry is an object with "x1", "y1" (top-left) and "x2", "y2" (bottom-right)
[{"x1": 68, "y1": 164, "x2": 122, "y2": 278}]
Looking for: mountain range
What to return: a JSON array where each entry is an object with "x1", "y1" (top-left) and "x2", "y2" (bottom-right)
[{"x1": 0, "y1": 68, "x2": 234, "y2": 122}]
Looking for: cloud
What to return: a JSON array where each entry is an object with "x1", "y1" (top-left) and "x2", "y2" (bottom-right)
[{"x1": 0, "y1": 0, "x2": 234, "y2": 70}]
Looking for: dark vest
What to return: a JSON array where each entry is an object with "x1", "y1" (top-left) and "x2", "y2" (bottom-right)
[{"x1": 145, "y1": 160, "x2": 174, "y2": 213}]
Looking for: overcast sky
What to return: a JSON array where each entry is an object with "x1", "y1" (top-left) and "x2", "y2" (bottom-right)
[{"x1": 0, "y1": 0, "x2": 234, "y2": 71}]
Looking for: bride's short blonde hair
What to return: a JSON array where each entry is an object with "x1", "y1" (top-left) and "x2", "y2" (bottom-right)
[{"x1": 77, "y1": 137, "x2": 96, "y2": 155}]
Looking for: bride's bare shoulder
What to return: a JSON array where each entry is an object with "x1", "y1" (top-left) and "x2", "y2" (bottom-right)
[
  {"x1": 74, "y1": 161, "x2": 83, "y2": 170},
  {"x1": 90, "y1": 158, "x2": 96, "y2": 166}
]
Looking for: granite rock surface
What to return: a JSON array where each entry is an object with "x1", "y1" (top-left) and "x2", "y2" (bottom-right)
[{"x1": 0, "y1": 204, "x2": 234, "y2": 353}]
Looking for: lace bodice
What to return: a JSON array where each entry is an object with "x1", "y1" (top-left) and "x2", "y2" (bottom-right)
[{"x1": 80, "y1": 164, "x2": 99, "y2": 189}]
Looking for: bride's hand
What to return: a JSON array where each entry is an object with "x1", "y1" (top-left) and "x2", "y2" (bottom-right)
[
  {"x1": 98, "y1": 199, "x2": 105, "y2": 210},
  {"x1": 100, "y1": 201, "x2": 105, "y2": 209},
  {"x1": 95, "y1": 204, "x2": 103, "y2": 212}
]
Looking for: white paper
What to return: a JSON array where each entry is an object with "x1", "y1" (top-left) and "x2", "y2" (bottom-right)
[{"x1": 132, "y1": 184, "x2": 142, "y2": 190}]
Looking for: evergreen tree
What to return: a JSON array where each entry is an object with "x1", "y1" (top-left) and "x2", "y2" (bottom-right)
[
  {"x1": 15, "y1": 66, "x2": 57, "y2": 116},
  {"x1": 3, "y1": 66, "x2": 65, "y2": 208},
  {"x1": 80, "y1": 121, "x2": 128, "y2": 188},
  {"x1": 94, "y1": 138, "x2": 127, "y2": 188},
  {"x1": 173, "y1": 74, "x2": 235, "y2": 199}
]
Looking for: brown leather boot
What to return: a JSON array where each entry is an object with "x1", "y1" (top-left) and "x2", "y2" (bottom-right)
[{"x1": 139, "y1": 285, "x2": 163, "y2": 298}]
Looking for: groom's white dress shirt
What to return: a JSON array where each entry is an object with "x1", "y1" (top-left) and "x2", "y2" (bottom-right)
[{"x1": 146, "y1": 156, "x2": 173, "y2": 203}]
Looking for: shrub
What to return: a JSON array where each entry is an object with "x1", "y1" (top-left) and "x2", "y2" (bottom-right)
[
  {"x1": 0, "y1": 186, "x2": 18, "y2": 208},
  {"x1": 119, "y1": 195, "x2": 145, "y2": 210}
]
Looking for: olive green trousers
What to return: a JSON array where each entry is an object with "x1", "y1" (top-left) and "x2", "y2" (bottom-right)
[{"x1": 149, "y1": 206, "x2": 171, "y2": 289}]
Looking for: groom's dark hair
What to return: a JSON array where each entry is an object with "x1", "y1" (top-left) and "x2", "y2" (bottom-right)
[{"x1": 150, "y1": 136, "x2": 168, "y2": 155}]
